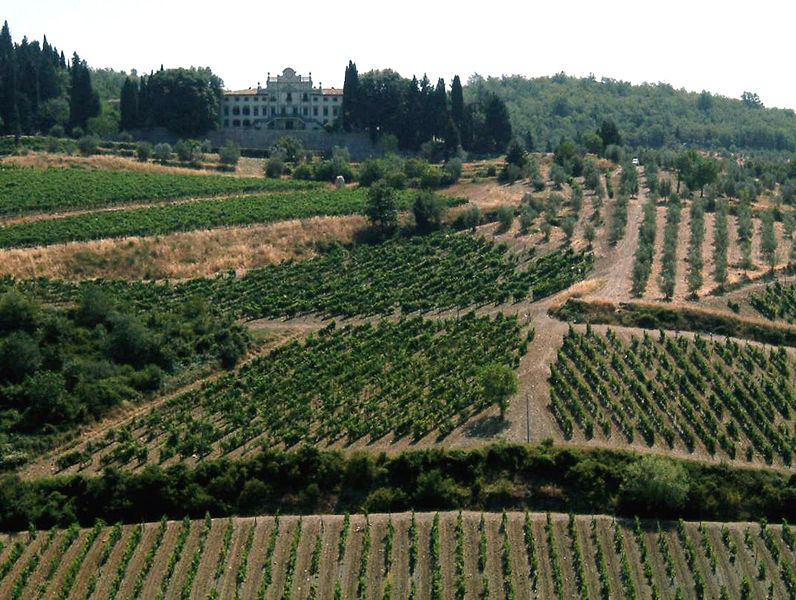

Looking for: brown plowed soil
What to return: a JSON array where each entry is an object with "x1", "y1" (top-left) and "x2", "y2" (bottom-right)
[
  {"x1": 163, "y1": 521, "x2": 203, "y2": 600},
  {"x1": 0, "y1": 531, "x2": 38, "y2": 598},
  {"x1": 238, "y1": 518, "x2": 272, "y2": 599},
  {"x1": 190, "y1": 519, "x2": 226, "y2": 599},
  {"x1": 0, "y1": 512, "x2": 791, "y2": 599}
]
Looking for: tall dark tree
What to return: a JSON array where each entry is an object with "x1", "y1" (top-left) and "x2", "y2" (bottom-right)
[
  {"x1": 0, "y1": 21, "x2": 20, "y2": 134},
  {"x1": 600, "y1": 119, "x2": 622, "y2": 147},
  {"x1": 484, "y1": 94, "x2": 512, "y2": 152},
  {"x1": 68, "y1": 52, "x2": 100, "y2": 131},
  {"x1": 119, "y1": 77, "x2": 139, "y2": 131},
  {"x1": 142, "y1": 67, "x2": 223, "y2": 136},
  {"x1": 450, "y1": 75, "x2": 464, "y2": 132},
  {"x1": 341, "y1": 60, "x2": 359, "y2": 132},
  {"x1": 431, "y1": 78, "x2": 448, "y2": 138}
]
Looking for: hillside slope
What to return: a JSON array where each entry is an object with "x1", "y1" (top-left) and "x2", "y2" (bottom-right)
[{"x1": 468, "y1": 73, "x2": 796, "y2": 154}]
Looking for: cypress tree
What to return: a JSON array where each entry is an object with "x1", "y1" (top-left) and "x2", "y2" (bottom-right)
[
  {"x1": 431, "y1": 78, "x2": 448, "y2": 138},
  {"x1": 119, "y1": 77, "x2": 139, "y2": 131},
  {"x1": 68, "y1": 52, "x2": 99, "y2": 131},
  {"x1": 450, "y1": 75, "x2": 464, "y2": 132},
  {"x1": 484, "y1": 94, "x2": 512, "y2": 152},
  {"x1": 0, "y1": 21, "x2": 20, "y2": 135},
  {"x1": 341, "y1": 60, "x2": 359, "y2": 132}
]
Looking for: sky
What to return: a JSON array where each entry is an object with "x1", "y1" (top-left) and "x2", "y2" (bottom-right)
[{"x1": 4, "y1": 0, "x2": 795, "y2": 110}]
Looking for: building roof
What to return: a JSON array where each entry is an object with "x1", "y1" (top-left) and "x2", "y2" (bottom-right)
[{"x1": 224, "y1": 87, "x2": 343, "y2": 97}]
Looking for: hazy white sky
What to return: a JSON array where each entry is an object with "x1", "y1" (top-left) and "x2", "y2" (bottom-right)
[{"x1": 5, "y1": 0, "x2": 795, "y2": 109}]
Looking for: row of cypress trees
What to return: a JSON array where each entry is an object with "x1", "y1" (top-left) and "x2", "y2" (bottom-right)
[
  {"x1": 0, "y1": 21, "x2": 99, "y2": 136},
  {"x1": 341, "y1": 60, "x2": 512, "y2": 154}
]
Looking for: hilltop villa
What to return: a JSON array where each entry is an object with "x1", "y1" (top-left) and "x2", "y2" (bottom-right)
[{"x1": 220, "y1": 67, "x2": 342, "y2": 131}]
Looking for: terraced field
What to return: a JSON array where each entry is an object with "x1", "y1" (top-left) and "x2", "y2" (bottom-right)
[
  {"x1": 47, "y1": 313, "x2": 532, "y2": 474},
  {"x1": 0, "y1": 235, "x2": 593, "y2": 319},
  {"x1": 0, "y1": 188, "x2": 462, "y2": 248},
  {"x1": 0, "y1": 164, "x2": 316, "y2": 216},
  {"x1": 0, "y1": 512, "x2": 794, "y2": 600}
]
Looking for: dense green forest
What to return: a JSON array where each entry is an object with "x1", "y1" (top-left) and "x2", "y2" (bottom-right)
[
  {"x1": 466, "y1": 72, "x2": 796, "y2": 155},
  {"x1": 0, "y1": 289, "x2": 249, "y2": 465}
]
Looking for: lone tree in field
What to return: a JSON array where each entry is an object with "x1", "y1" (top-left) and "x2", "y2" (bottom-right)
[
  {"x1": 480, "y1": 364, "x2": 518, "y2": 421},
  {"x1": 366, "y1": 181, "x2": 398, "y2": 236}
]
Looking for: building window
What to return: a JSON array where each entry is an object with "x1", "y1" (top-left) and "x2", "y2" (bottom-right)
[
  {"x1": 286, "y1": 92, "x2": 292, "y2": 102},
  {"x1": 333, "y1": 107, "x2": 338, "y2": 116},
  {"x1": 223, "y1": 107, "x2": 229, "y2": 116},
  {"x1": 242, "y1": 106, "x2": 250, "y2": 116},
  {"x1": 224, "y1": 97, "x2": 230, "y2": 103},
  {"x1": 313, "y1": 97, "x2": 318, "y2": 102},
  {"x1": 243, "y1": 119, "x2": 250, "y2": 126},
  {"x1": 333, "y1": 97, "x2": 338, "y2": 102},
  {"x1": 313, "y1": 107, "x2": 318, "y2": 116},
  {"x1": 232, "y1": 119, "x2": 240, "y2": 126},
  {"x1": 302, "y1": 93, "x2": 308, "y2": 101},
  {"x1": 281, "y1": 106, "x2": 286, "y2": 115},
  {"x1": 323, "y1": 97, "x2": 329, "y2": 102},
  {"x1": 272, "y1": 107, "x2": 277, "y2": 116},
  {"x1": 244, "y1": 97, "x2": 249, "y2": 102},
  {"x1": 232, "y1": 106, "x2": 240, "y2": 115},
  {"x1": 224, "y1": 119, "x2": 229, "y2": 127},
  {"x1": 303, "y1": 107, "x2": 308, "y2": 116},
  {"x1": 253, "y1": 107, "x2": 259, "y2": 116},
  {"x1": 292, "y1": 107, "x2": 297, "y2": 115},
  {"x1": 323, "y1": 107, "x2": 328, "y2": 116},
  {"x1": 235, "y1": 97, "x2": 240, "y2": 102},
  {"x1": 271, "y1": 96, "x2": 276, "y2": 102}
]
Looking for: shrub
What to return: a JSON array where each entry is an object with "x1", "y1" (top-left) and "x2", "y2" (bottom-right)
[
  {"x1": 443, "y1": 158, "x2": 463, "y2": 183},
  {"x1": 413, "y1": 191, "x2": 446, "y2": 233},
  {"x1": 136, "y1": 142, "x2": 153, "y2": 162},
  {"x1": 366, "y1": 181, "x2": 398, "y2": 235},
  {"x1": 620, "y1": 455, "x2": 690, "y2": 512},
  {"x1": 404, "y1": 158, "x2": 428, "y2": 179},
  {"x1": 0, "y1": 331, "x2": 41, "y2": 383},
  {"x1": 77, "y1": 135, "x2": 98, "y2": 156},
  {"x1": 175, "y1": 139, "x2": 201, "y2": 163},
  {"x1": 49, "y1": 124, "x2": 65, "y2": 138},
  {"x1": 218, "y1": 140, "x2": 241, "y2": 167},
  {"x1": 265, "y1": 156, "x2": 285, "y2": 178},
  {"x1": 456, "y1": 206, "x2": 481, "y2": 232},
  {"x1": 550, "y1": 164, "x2": 567, "y2": 189},
  {"x1": 292, "y1": 163, "x2": 313, "y2": 180},
  {"x1": 420, "y1": 167, "x2": 443, "y2": 189},
  {"x1": 0, "y1": 291, "x2": 39, "y2": 334},
  {"x1": 358, "y1": 160, "x2": 384, "y2": 187},
  {"x1": 153, "y1": 143, "x2": 172, "y2": 163},
  {"x1": 496, "y1": 206, "x2": 514, "y2": 232}
]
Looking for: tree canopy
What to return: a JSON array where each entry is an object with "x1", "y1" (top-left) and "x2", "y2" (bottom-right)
[
  {"x1": 119, "y1": 67, "x2": 223, "y2": 136},
  {"x1": 469, "y1": 72, "x2": 796, "y2": 154},
  {"x1": 342, "y1": 64, "x2": 511, "y2": 154}
]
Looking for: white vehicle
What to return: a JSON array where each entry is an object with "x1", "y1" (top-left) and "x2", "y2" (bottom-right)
[{"x1": 631, "y1": 158, "x2": 640, "y2": 166}]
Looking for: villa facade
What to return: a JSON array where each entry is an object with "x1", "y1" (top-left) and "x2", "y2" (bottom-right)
[{"x1": 220, "y1": 67, "x2": 342, "y2": 131}]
